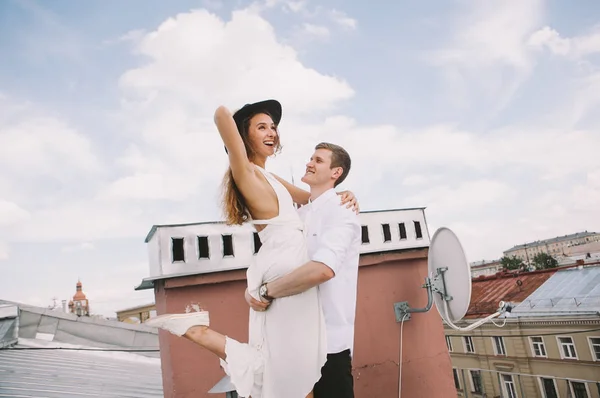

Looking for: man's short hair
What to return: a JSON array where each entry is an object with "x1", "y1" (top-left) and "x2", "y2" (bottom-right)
[{"x1": 315, "y1": 142, "x2": 351, "y2": 187}]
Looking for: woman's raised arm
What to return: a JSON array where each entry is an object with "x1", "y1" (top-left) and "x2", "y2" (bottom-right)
[{"x1": 214, "y1": 106, "x2": 253, "y2": 179}]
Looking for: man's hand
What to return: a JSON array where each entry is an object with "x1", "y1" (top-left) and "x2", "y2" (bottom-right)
[
  {"x1": 337, "y1": 190, "x2": 360, "y2": 214},
  {"x1": 245, "y1": 288, "x2": 270, "y2": 312}
]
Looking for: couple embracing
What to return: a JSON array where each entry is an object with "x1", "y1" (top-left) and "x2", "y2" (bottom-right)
[{"x1": 147, "y1": 99, "x2": 361, "y2": 398}]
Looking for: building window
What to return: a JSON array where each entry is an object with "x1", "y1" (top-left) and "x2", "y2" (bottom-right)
[
  {"x1": 469, "y1": 370, "x2": 483, "y2": 394},
  {"x1": 361, "y1": 225, "x2": 370, "y2": 244},
  {"x1": 569, "y1": 381, "x2": 590, "y2": 398},
  {"x1": 222, "y1": 234, "x2": 234, "y2": 257},
  {"x1": 492, "y1": 336, "x2": 506, "y2": 356},
  {"x1": 463, "y1": 336, "x2": 475, "y2": 353},
  {"x1": 253, "y1": 232, "x2": 262, "y2": 254},
  {"x1": 445, "y1": 336, "x2": 453, "y2": 352},
  {"x1": 501, "y1": 374, "x2": 517, "y2": 398},
  {"x1": 398, "y1": 222, "x2": 407, "y2": 240},
  {"x1": 197, "y1": 236, "x2": 209, "y2": 259},
  {"x1": 588, "y1": 337, "x2": 600, "y2": 361},
  {"x1": 414, "y1": 221, "x2": 423, "y2": 239},
  {"x1": 539, "y1": 378, "x2": 558, "y2": 398},
  {"x1": 452, "y1": 368, "x2": 461, "y2": 390},
  {"x1": 530, "y1": 336, "x2": 547, "y2": 357},
  {"x1": 557, "y1": 336, "x2": 578, "y2": 359},
  {"x1": 382, "y1": 223, "x2": 391, "y2": 242},
  {"x1": 171, "y1": 237, "x2": 185, "y2": 262}
]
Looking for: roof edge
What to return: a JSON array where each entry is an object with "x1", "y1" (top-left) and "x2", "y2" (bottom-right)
[{"x1": 144, "y1": 207, "x2": 429, "y2": 243}]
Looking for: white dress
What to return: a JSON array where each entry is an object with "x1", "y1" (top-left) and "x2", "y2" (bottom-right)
[{"x1": 220, "y1": 165, "x2": 327, "y2": 398}]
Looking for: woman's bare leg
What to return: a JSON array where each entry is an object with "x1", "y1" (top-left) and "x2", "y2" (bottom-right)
[
  {"x1": 183, "y1": 326, "x2": 227, "y2": 360},
  {"x1": 305, "y1": 390, "x2": 314, "y2": 398}
]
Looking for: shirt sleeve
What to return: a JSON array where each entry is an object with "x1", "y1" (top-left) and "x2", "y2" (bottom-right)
[{"x1": 311, "y1": 208, "x2": 360, "y2": 275}]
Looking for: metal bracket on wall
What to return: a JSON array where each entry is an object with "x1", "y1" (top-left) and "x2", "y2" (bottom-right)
[
  {"x1": 392, "y1": 275, "x2": 435, "y2": 323},
  {"x1": 393, "y1": 301, "x2": 411, "y2": 322}
]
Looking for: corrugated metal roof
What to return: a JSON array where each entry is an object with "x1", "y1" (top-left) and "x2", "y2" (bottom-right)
[
  {"x1": 513, "y1": 265, "x2": 600, "y2": 317},
  {"x1": 0, "y1": 340, "x2": 163, "y2": 397},
  {"x1": 465, "y1": 269, "x2": 558, "y2": 318}
]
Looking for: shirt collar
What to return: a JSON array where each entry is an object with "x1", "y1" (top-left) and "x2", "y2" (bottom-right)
[{"x1": 308, "y1": 188, "x2": 338, "y2": 212}]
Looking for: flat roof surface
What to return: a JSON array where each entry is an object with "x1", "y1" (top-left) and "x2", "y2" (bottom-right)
[
  {"x1": 513, "y1": 265, "x2": 600, "y2": 317},
  {"x1": 0, "y1": 339, "x2": 163, "y2": 398}
]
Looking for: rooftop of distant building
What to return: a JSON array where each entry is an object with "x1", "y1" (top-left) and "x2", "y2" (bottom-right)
[
  {"x1": 464, "y1": 262, "x2": 600, "y2": 319},
  {"x1": 505, "y1": 231, "x2": 598, "y2": 252}
]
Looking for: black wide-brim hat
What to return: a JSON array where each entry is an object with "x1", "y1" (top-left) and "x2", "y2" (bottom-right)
[{"x1": 225, "y1": 99, "x2": 282, "y2": 153}]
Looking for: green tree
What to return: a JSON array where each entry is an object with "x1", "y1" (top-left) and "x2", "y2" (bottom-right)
[
  {"x1": 532, "y1": 252, "x2": 559, "y2": 269},
  {"x1": 500, "y1": 255, "x2": 524, "y2": 270}
]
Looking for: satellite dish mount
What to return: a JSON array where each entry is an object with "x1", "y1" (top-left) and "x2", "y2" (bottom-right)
[
  {"x1": 394, "y1": 266, "x2": 451, "y2": 321},
  {"x1": 393, "y1": 227, "x2": 513, "y2": 331}
]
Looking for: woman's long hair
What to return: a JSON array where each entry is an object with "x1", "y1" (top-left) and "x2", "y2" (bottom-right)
[{"x1": 221, "y1": 112, "x2": 281, "y2": 225}]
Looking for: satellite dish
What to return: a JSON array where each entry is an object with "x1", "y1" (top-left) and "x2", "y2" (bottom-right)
[
  {"x1": 393, "y1": 227, "x2": 512, "y2": 331},
  {"x1": 428, "y1": 227, "x2": 471, "y2": 323}
]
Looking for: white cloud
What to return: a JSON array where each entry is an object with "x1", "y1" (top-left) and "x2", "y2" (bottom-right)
[
  {"x1": 402, "y1": 174, "x2": 434, "y2": 187},
  {"x1": 329, "y1": 9, "x2": 356, "y2": 30},
  {"x1": 302, "y1": 23, "x2": 330, "y2": 39},
  {"x1": 284, "y1": 0, "x2": 307, "y2": 13},
  {"x1": 120, "y1": 9, "x2": 353, "y2": 114},
  {"x1": 0, "y1": 200, "x2": 30, "y2": 226},
  {"x1": 0, "y1": 95, "x2": 100, "y2": 178},
  {"x1": 528, "y1": 26, "x2": 571, "y2": 55},
  {"x1": 61, "y1": 242, "x2": 95, "y2": 253},
  {"x1": 528, "y1": 26, "x2": 600, "y2": 58},
  {"x1": 11, "y1": 199, "x2": 147, "y2": 241},
  {"x1": 427, "y1": 0, "x2": 544, "y2": 112},
  {"x1": 104, "y1": 170, "x2": 214, "y2": 202},
  {"x1": 0, "y1": 241, "x2": 8, "y2": 260},
  {"x1": 405, "y1": 180, "x2": 517, "y2": 213}
]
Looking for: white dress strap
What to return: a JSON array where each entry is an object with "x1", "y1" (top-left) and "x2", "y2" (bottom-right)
[{"x1": 250, "y1": 165, "x2": 304, "y2": 230}]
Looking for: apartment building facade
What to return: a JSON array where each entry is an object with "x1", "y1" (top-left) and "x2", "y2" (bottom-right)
[
  {"x1": 504, "y1": 232, "x2": 600, "y2": 264},
  {"x1": 448, "y1": 316, "x2": 600, "y2": 398}
]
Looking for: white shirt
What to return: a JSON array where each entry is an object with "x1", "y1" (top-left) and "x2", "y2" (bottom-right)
[{"x1": 297, "y1": 188, "x2": 361, "y2": 354}]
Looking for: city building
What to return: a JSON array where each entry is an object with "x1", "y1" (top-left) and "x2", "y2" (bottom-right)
[
  {"x1": 137, "y1": 208, "x2": 459, "y2": 398},
  {"x1": 68, "y1": 280, "x2": 90, "y2": 317},
  {"x1": 116, "y1": 302, "x2": 157, "y2": 324},
  {"x1": 470, "y1": 259, "x2": 503, "y2": 278},
  {"x1": 564, "y1": 241, "x2": 600, "y2": 262},
  {"x1": 446, "y1": 264, "x2": 600, "y2": 398},
  {"x1": 504, "y1": 231, "x2": 600, "y2": 264}
]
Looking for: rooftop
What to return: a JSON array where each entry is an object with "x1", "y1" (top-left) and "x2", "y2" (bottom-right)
[
  {"x1": 469, "y1": 259, "x2": 501, "y2": 268},
  {"x1": 116, "y1": 302, "x2": 156, "y2": 313},
  {"x1": 465, "y1": 268, "x2": 558, "y2": 318},
  {"x1": 505, "y1": 231, "x2": 598, "y2": 252},
  {"x1": 0, "y1": 339, "x2": 163, "y2": 398},
  {"x1": 512, "y1": 264, "x2": 600, "y2": 317}
]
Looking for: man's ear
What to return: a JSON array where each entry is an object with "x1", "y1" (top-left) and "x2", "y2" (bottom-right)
[{"x1": 332, "y1": 167, "x2": 343, "y2": 180}]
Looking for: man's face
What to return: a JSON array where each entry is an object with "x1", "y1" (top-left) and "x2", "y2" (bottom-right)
[{"x1": 301, "y1": 148, "x2": 341, "y2": 187}]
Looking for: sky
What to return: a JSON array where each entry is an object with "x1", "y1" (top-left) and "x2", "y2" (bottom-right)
[{"x1": 1, "y1": 0, "x2": 599, "y2": 317}]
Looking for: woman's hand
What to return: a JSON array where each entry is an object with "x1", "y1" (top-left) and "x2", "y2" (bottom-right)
[
  {"x1": 245, "y1": 288, "x2": 270, "y2": 312},
  {"x1": 337, "y1": 190, "x2": 360, "y2": 214}
]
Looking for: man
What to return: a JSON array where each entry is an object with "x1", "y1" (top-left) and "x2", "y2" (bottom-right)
[{"x1": 246, "y1": 142, "x2": 361, "y2": 398}]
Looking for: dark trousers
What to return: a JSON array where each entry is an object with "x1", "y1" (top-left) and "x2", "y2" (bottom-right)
[{"x1": 313, "y1": 349, "x2": 354, "y2": 398}]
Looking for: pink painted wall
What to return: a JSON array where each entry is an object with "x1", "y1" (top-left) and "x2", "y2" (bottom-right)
[{"x1": 154, "y1": 249, "x2": 456, "y2": 398}]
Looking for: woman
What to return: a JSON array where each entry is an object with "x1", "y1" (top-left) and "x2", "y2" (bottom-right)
[{"x1": 146, "y1": 99, "x2": 357, "y2": 398}]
